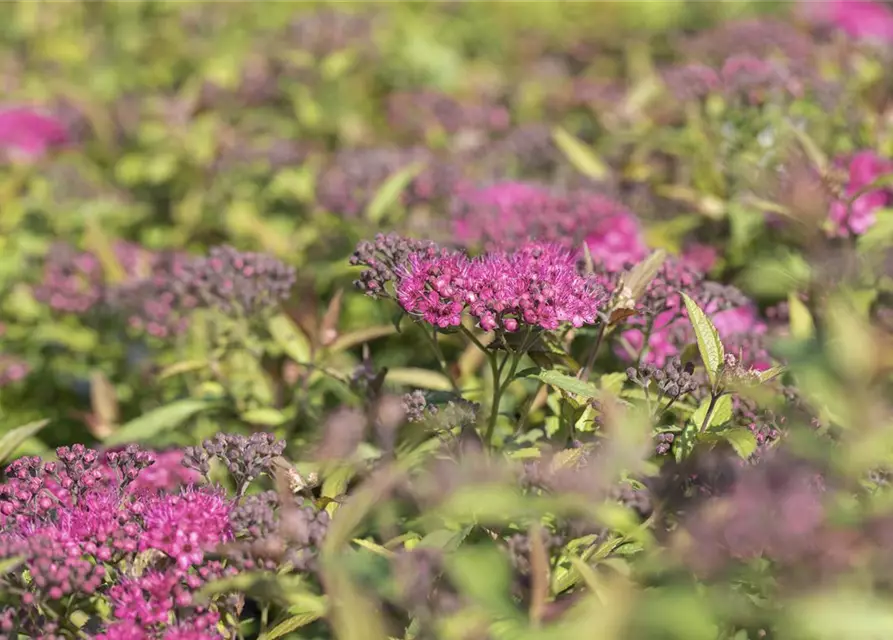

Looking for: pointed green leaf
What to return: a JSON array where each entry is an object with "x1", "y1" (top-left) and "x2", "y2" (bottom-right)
[
  {"x1": 0, "y1": 420, "x2": 49, "y2": 466},
  {"x1": 721, "y1": 428, "x2": 758, "y2": 459},
  {"x1": 266, "y1": 611, "x2": 325, "y2": 639},
  {"x1": 693, "y1": 395, "x2": 732, "y2": 431},
  {"x1": 241, "y1": 407, "x2": 288, "y2": 426},
  {"x1": 788, "y1": 293, "x2": 814, "y2": 340},
  {"x1": 623, "y1": 250, "x2": 667, "y2": 302},
  {"x1": 758, "y1": 366, "x2": 786, "y2": 384},
  {"x1": 552, "y1": 127, "x2": 608, "y2": 181},
  {"x1": 674, "y1": 419, "x2": 698, "y2": 463},
  {"x1": 352, "y1": 538, "x2": 396, "y2": 559},
  {"x1": 533, "y1": 370, "x2": 599, "y2": 399},
  {"x1": 269, "y1": 313, "x2": 312, "y2": 363},
  {"x1": 365, "y1": 161, "x2": 425, "y2": 223},
  {"x1": 386, "y1": 368, "x2": 452, "y2": 391},
  {"x1": 104, "y1": 400, "x2": 215, "y2": 446},
  {"x1": 681, "y1": 292, "x2": 724, "y2": 386}
]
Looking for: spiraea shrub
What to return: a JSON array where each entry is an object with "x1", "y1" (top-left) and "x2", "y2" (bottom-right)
[{"x1": 2, "y1": 1, "x2": 893, "y2": 638}]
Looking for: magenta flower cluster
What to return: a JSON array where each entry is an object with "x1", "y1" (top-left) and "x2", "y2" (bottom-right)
[
  {"x1": 391, "y1": 240, "x2": 608, "y2": 332},
  {"x1": 452, "y1": 181, "x2": 648, "y2": 272},
  {"x1": 0, "y1": 107, "x2": 69, "y2": 161},
  {"x1": 0, "y1": 444, "x2": 239, "y2": 637},
  {"x1": 828, "y1": 150, "x2": 893, "y2": 237}
]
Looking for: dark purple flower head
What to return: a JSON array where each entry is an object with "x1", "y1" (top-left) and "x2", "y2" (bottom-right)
[
  {"x1": 33, "y1": 243, "x2": 105, "y2": 314},
  {"x1": 0, "y1": 107, "x2": 68, "y2": 161},
  {"x1": 387, "y1": 90, "x2": 510, "y2": 140},
  {"x1": 681, "y1": 18, "x2": 815, "y2": 66},
  {"x1": 452, "y1": 181, "x2": 648, "y2": 272},
  {"x1": 183, "y1": 432, "x2": 285, "y2": 495},
  {"x1": 828, "y1": 150, "x2": 893, "y2": 236},
  {"x1": 661, "y1": 63, "x2": 720, "y2": 102},
  {"x1": 350, "y1": 233, "x2": 438, "y2": 298},
  {"x1": 176, "y1": 246, "x2": 295, "y2": 315}
]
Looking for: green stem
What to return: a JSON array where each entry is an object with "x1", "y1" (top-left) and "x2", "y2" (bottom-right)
[
  {"x1": 699, "y1": 392, "x2": 720, "y2": 434},
  {"x1": 420, "y1": 325, "x2": 460, "y2": 393},
  {"x1": 578, "y1": 321, "x2": 608, "y2": 381}
]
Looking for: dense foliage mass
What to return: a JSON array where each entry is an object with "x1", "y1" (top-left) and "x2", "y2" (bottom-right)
[{"x1": 2, "y1": 1, "x2": 893, "y2": 638}]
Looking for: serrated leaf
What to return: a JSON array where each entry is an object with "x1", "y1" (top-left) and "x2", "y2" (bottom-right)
[
  {"x1": 267, "y1": 610, "x2": 325, "y2": 639},
  {"x1": 365, "y1": 161, "x2": 425, "y2": 223},
  {"x1": 533, "y1": 370, "x2": 600, "y2": 399},
  {"x1": 721, "y1": 428, "x2": 757, "y2": 459},
  {"x1": 0, "y1": 420, "x2": 49, "y2": 466},
  {"x1": 386, "y1": 368, "x2": 452, "y2": 391},
  {"x1": 788, "y1": 293, "x2": 814, "y2": 340},
  {"x1": 552, "y1": 126, "x2": 608, "y2": 181},
  {"x1": 681, "y1": 292, "x2": 724, "y2": 387},
  {"x1": 104, "y1": 399, "x2": 215, "y2": 446},
  {"x1": 693, "y1": 395, "x2": 732, "y2": 431}
]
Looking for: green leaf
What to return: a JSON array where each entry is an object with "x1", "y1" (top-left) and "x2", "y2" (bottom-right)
[
  {"x1": 533, "y1": 370, "x2": 600, "y2": 399},
  {"x1": 446, "y1": 546, "x2": 521, "y2": 621},
  {"x1": 720, "y1": 428, "x2": 757, "y2": 459},
  {"x1": 693, "y1": 395, "x2": 732, "y2": 431},
  {"x1": 266, "y1": 611, "x2": 325, "y2": 639},
  {"x1": 622, "y1": 250, "x2": 667, "y2": 302},
  {"x1": 268, "y1": 314, "x2": 312, "y2": 363},
  {"x1": 352, "y1": 538, "x2": 396, "y2": 559},
  {"x1": 681, "y1": 292, "x2": 724, "y2": 387},
  {"x1": 415, "y1": 527, "x2": 472, "y2": 552},
  {"x1": 758, "y1": 366, "x2": 786, "y2": 384},
  {"x1": 0, "y1": 556, "x2": 24, "y2": 575},
  {"x1": 788, "y1": 293, "x2": 814, "y2": 341},
  {"x1": 241, "y1": 407, "x2": 288, "y2": 426},
  {"x1": 157, "y1": 360, "x2": 207, "y2": 380},
  {"x1": 674, "y1": 419, "x2": 698, "y2": 463},
  {"x1": 365, "y1": 162, "x2": 425, "y2": 224},
  {"x1": 552, "y1": 126, "x2": 608, "y2": 181},
  {"x1": 327, "y1": 325, "x2": 397, "y2": 354},
  {"x1": 104, "y1": 400, "x2": 215, "y2": 446},
  {"x1": 386, "y1": 368, "x2": 453, "y2": 391},
  {"x1": 0, "y1": 420, "x2": 49, "y2": 466}
]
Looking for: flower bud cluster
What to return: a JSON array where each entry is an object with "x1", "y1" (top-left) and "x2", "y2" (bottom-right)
[{"x1": 183, "y1": 432, "x2": 285, "y2": 494}]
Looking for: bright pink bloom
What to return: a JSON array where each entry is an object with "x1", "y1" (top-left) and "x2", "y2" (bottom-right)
[
  {"x1": 681, "y1": 244, "x2": 718, "y2": 273},
  {"x1": 130, "y1": 450, "x2": 201, "y2": 492},
  {"x1": 0, "y1": 107, "x2": 68, "y2": 160},
  {"x1": 807, "y1": 0, "x2": 893, "y2": 42},
  {"x1": 829, "y1": 150, "x2": 893, "y2": 236}
]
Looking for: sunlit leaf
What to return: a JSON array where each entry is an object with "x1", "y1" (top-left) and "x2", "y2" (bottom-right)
[
  {"x1": 104, "y1": 400, "x2": 216, "y2": 446},
  {"x1": 386, "y1": 368, "x2": 453, "y2": 391},
  {"x1": 0, "y1": 420, "x2": 49, "y2": 466},
  {"x1": 788, "y1": 293, "x2": 814, "y2": 341},
  {"x1": 533, "y1": 370, "x2": 600, "y2": 399},
  {"x1": 366, "y1": 161, "x2": 425, "y2": 224},
  {"x1": 681, "y1": 292, "x2": 724, "y2": 387},
  {"x1": 552, "y1": 126, "x2": 608, "y2": 181}
]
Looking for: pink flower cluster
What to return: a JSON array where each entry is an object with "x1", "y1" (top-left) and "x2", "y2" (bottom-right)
[
  {"x1": 662, "y1": 55, "x2": 799, "y2": 104},
  {"x1": 0, "y1": 106, "x2": 68, "y2": 161},
  {"x1": 452, "y1": 181, "x2": 648, "y2": 272},
  {"x1": 621, "y1": 303, "x2": 769, "y2": 370},
  {"x1": 828, "y1": 150, "x2": 893, "y2": 236},
  {"x1": 0, "y1": 444, "x2": 237, "y2": 637},
  {"x1": 395, "y1": 241, "x2": 608, "y2": 332},
  {"x1": 804, "y1": 0, "x2": 893, "y2": 43}
]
